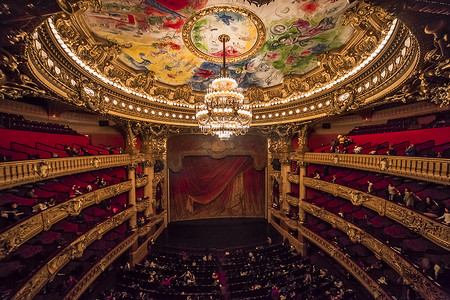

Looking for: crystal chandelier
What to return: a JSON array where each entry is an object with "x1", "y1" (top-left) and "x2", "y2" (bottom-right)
[{"x1": 196, "y1": 34, "x2": 252, "y2": 140}]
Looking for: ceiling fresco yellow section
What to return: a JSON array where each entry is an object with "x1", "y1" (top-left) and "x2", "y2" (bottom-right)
[{"x1": 82, "y1": 0, "x2": 355, "y2": 91}]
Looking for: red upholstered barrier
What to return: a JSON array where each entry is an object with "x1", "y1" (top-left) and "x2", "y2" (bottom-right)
[{"x1": 0, "y1": 129, "x2": 89, "y2": 149}]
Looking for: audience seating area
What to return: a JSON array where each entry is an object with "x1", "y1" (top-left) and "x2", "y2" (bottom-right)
[
  {"x1": 0, "y1": 191, "x2": 130, "y2": 299},
  {"x1": 306, "y1": 164, "x2": 450, "y2": 221},
  {"x1": 0, "y1": 167, "x2": 127, "y2": 232},
  {"x1": 348, "y1": 111, "x2": 450, "y2": 136},
  {"x1": 0, "y1": 112, "x2": 79, "y2": 135},
  {"x1": 100, "y1": 243, "x2": 357, "y2": 300},
  {"x1": 0, "y1": 115, "x2": 124, "y2": 162},
  {"x1": 303, "y1": 215, "x2": 415, "y2": 300},
  {"x1": 313, "y1": 114, "x2": 450, "y2": 158}
]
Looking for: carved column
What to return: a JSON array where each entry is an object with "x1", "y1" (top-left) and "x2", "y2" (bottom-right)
[
  {"x1": 143, "y1": 160, "x2": 154, "y2": 218},
  {"x1": 127, "y1": 164, "x2": 137, "y2": 230},
  {"x1": 298, "y1": 161, "x2": 307, "y2": 223},
  {"x1": 280, "y1": 157, "x2": 291, "y2": 213}
]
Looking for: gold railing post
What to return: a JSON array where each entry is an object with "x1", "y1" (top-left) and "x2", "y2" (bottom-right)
[
  {"x1": 144, "y1": 160, "x2": 154, "y2": 219},
  {"x1": 127, "y1": 164, "x2": 137, "y2": 230}
]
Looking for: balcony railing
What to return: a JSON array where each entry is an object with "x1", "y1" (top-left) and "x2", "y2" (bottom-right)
[
  {"x1": 300, "y1": 226, "x2": 392, "y2": 300},
  {"x1": 0, "y1": 154, "x2": 132, "y2": 190},
  {"x1": 12, "y1": 207, "x2": 136, "y2": 300},
  {"x1": 136, "y1": 175, "x2": 149, "y2": 188},
  {"x1": 303, "y1": 153, "x2": 450, "y2": 185},
  {"x1": 0, "y1": 180, "x2": 133, "y2": 260},
  {"x1": 302, "y1": 201, "x2": 449, "y2": 300},
  {"x1": 63, "y1": 232, "x2": 138, "y2": 300},
  {"x1": 287, "y1": 173, "x2": 299, "y2": 184},
  {"x1": 303, "y1": 177, "x2": 450, "y2": 251}
]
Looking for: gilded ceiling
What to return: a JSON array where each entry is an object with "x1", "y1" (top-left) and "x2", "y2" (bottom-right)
[
  {"x1": 81, "y1": 0, "x2": 354, "y2": 91},
  {"x1": 24, "y1": 0, "x2": 420, "y2": 126}
]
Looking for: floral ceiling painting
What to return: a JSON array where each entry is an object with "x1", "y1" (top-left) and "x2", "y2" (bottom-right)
[{"x1": 82, "y1": 0, "x2": 354, "y2": 91}]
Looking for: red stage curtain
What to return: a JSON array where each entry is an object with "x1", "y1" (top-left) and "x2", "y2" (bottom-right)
[{"x1": 170, "y1": 156, "x2": 264, "y2": 221}]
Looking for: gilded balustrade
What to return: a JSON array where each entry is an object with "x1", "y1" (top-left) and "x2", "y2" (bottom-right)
[
  {"x1": 286, "y1": 193, "x2": 300, "y2": 207},
  {"x1": 0, "y1": 180, "x2": 133, "y2": 260},
  {"x1": 0, "y1": 154, "x2": 132, "y2": 190},
  {"x1": 269, "y1": 208, "x2": 391, "y2": 299},
  {"x1": 63, "y1": 232, "x2": 139, "y2": 300},
  {"x1": 137, "y1": 214, "x2": 165, "y2": 237},
  {"x1": 135, "y1": 175, "x2": 149, "y2": 188},
  {"x1": 300, "y1": 226, "x2": 393, "y2": 300},
  {"x1": 12, "y1": 206, "x2": 136, "y2": 300},
  {"x1": 303, "y1": 153, "x2": 450, "y2": 185},
  {"x1": 303, "y1": 177, "x2": 450, "y2": 251},
  {"x1": 301, "y1": 201, "x2": 449, "y2": 300},
  {"x1": 287, "y1": 173, "x2": 299, "y2": 184}
]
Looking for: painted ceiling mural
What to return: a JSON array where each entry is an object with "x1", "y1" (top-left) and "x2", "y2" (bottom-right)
[{"x1": 82, "y1": 0, "x2": 355, "y2": 91}]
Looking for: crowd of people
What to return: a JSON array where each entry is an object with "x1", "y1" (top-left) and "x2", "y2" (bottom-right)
[
  {"x1": 99, "y1": 242, "x2": 357, "y2": 300},
  {"x1": 309, "y1": 170, "x2": 449, "y2": 225},
  {"x1": 0, "y1": 174, "x2": 111, "y2": 227}
]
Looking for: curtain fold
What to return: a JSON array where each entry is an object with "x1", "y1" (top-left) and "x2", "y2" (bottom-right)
[{"x1": 170, "y1": 156, "x2": 264, "y2": 221}]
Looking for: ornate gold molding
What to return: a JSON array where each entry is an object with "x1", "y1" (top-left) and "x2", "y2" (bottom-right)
[
  {"x1": 12, "y1": 207, "x2": 136, "y2": 300},
  {"x1": 0, "y1": 180, "x2": 133, "y2": 260},
  {"x1": 63, "y1": 232, "x2": 138, "y2": 300},
  {"x1": 21, "y1": 1, "x2": 419, "y2": 126},
  {"x1": 304, "y1": 177, "x2": 450, "y2": 251},
  {"x1": 181, "y1": 5, "x2": 266, "y2": 64},
  {"x1": 303, "y1": 153, "x2": 450, "y2": 185},
  {"x1": 301, "y1": 202, "x2": 449, "y2": 300},
  {"x1": 300, "y1": 226, "x2": 392, "y2": 300},
  {"x1": 286, "y1": 193, "x2": 299, "y2": 207},
  {"x1": 287, "y1": 173, "x2": 299, "y2": 184},
  {"x1": 0, "y1": 154, "x2": 132, "y2": 191},
  {"x1": 136, "y1": 176, "x2": 149, "y2": 188},
  {"x1": 269, "y1": 209, "x2": 390, "y2": 299}
]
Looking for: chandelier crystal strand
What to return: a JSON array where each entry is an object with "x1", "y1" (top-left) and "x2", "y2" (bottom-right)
[{"x1": 196, "y1": 34, "x2": 252, "y2": 140}]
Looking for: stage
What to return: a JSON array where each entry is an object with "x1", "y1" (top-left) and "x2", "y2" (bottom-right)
[{"x1": 156, "y1": 218, "x2": 281, "y2": 249}]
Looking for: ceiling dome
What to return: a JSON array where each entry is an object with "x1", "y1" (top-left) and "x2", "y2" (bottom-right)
[{"x1": 26, "y1": 0, "x2": 419, "y2": 126}]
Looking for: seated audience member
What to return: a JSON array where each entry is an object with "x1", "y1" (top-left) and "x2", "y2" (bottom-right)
[
  {"x1": 417, "y1": 196, "x2": 439, "y2": 216},
  {"x1": 403, "y1": 188, "x2": 419, "y2": 208},
  {"x1": 387, "y1": 184, "x2": 398, "y2": 201},
  {"x1": 437, "y1": 207, "x2": 450, "y2": 225},
  {"x1": 331, "y1": 175, "x2": 337, "y2": 184},
  {"x1": 98, "y1": 178, "x2": 107, "y2": 188},
  {"x1": 1, "y1": 202, "x2": 25, "y2": 222},
  {"x1": 338, "y1": 135, "x2": 345, "y2": 145},
  {"x1": 367, "y1": 181, "x2": 374, "y2": 194},
  {"x1": 93, "y1": 176, "x2": 101, "y2": 186},
  {"x1": 80, "y1": 147, "x2": 91, "y2": 156},
  {"x1": 64, "y1": 146, "x2": 73, "y2": 156},
  {"x1": 353, "y1": 145, "x2": 363, "y2": 154},
  {"x1": 26, "y1": 188, "x2": 37, "y2": 198},
  {"x1": 313, "y1": 171, "x2": 321, "y2": 180},
  {"x1": 48, "y1": 198, "x2": 55, "y2": 207},
  {"x1": 70, "y1": 185, "x2": 83, "y2": 198},
  {"x1": 70, "y1": 146, "x2": 79, "y2": 156},
  {"x1": 405, "y1": 144, "x2": 418, "y2": 157},
  {"x1": 32, "y1": 201, "x2": 48, "y2": 213},
  {"x1": 387, "y1": 145, "x2": 397, "y2": 156},
  {"x1": 85, "y1": 184, "x2": 93, "y2": 193}
]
